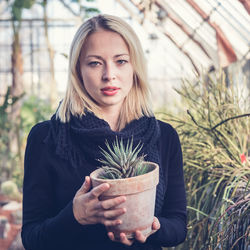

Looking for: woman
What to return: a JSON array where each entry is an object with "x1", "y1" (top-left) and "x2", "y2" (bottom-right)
[{"x1": 21, "y1": 14, "x2": 187, "y2": 250}]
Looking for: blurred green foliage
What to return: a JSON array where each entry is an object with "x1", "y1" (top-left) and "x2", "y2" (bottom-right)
[
  {"x1": 13, "y1": 95, "x2": 53, "y2": 187},
  {"x1": 11, "y1": 0, "x2": 36, "y2": 21},
  {"x1": 2, "y1": 0, "x2": 99, "y2": 191},
  {"x1": 158, "y1": 72, "x2": 250, "y2": 249},
  {"x1": 0, "y1": 88, "x2": 23, "y2": 184},
  {"x1": 0, "y1": 92, "x2": 52, "y2": 190},
  {"x1": 1, "y1": 180, "x2": 22, "y2": 201},
  {"x1": 21, "y1": 95, "x2": 52, "y2": 134}
]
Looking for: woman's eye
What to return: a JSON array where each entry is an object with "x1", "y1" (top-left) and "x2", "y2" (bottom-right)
[
  {"x1": 88, "y1": 61, "x2": 101, "y2": 67},
  {"x1": 117, "y1": 60, "x2": 128, "y2": 65}
]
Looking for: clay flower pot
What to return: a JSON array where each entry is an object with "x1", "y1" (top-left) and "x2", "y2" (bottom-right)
[{"x1": 90, "y1": 162, "x2": 159, "y2": 239}]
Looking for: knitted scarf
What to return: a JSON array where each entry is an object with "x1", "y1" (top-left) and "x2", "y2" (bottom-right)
[{"x1": 46, "y1": 111, "x2": 165, "y2": 215}]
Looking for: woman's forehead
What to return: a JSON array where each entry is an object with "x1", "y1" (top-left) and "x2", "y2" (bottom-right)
[{"x1": 80, "y1": 30, "x2": 129, "y2": 57}]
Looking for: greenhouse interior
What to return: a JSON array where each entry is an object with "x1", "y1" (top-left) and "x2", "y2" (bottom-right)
[{"x1": 0, "y1": 0, "x2": 249, "y2": 249}]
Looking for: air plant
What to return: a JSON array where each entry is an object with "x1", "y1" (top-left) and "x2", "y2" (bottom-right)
[{"x1": 97, "y1": 137, "x2": 149, "y2": 179}]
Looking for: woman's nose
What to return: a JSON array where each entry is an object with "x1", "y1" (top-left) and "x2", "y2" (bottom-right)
[{"x1": 102, "y1": 63, "x2": 116, "y2": 81}]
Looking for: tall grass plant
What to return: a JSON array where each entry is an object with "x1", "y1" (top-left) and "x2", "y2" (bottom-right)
[{"x1": 158, "y1": 71, "x2": 249, "y2": 249}]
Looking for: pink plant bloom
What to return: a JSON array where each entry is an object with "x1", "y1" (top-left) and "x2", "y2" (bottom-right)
[{"x1": 240, "y1": 154, "x2": 246, "y2": 163}]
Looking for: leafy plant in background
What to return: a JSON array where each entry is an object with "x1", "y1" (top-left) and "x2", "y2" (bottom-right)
[
  {"x1": 1, "y1": 0, "x2": 36, "y2": 191},
  {"x1": 0, "y1": 87, "x2": 23, "y2": 184},
  {"x1": 157, "y1": 72, "x2": 249, "y2": 249},
  {"x1": 1, "y1": 0, "x2": 100, "y2": 192},
  {"x1": 11, "y1": 95, "x2": 53, "y2": 188},
  {"x1": 1, "y1": 180, "x2": 22, "y2": 202},
  {"x1": 0, "y1": 91, "x2": 52, "y2": 190},
  {"x1": 69, "y1": 0, "x2": 100, "y2": 18},
  {"x1": 20, "y1": 95, "x2": 52, "y2": 134}
]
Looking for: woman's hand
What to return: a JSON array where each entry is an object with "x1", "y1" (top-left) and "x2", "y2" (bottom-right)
[
  {"x1": 73, "y1": 176, "x2": 126, "y2": 227},
  {"x1": 107, "y1": 217, "x2": 160, "y2": 246}
]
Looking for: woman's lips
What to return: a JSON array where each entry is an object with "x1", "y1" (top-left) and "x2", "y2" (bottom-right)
[{"x1": 101, "y1": 87, "x2": 120, "y2": 96}]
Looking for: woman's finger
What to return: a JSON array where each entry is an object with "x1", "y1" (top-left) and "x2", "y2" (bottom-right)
[
  {"x1": 102, "y1": 218, "x2": 122, "y2": 227},
  {"x1": 75, "y1": 176, "x2": 91, "y2": 196},
  {"x1": 96, "y1": 196, "x2": 126, "y2": 210},
  {"x1": 107, "y1": 232, "x2": 115, "y2": 241},
  {"x1": 133, "y1": 217, "x2": 160, "y2": 243},
  {"x1": 119, "y1": 233, "x2": 134, "y2": 246},
  {"x1": 89, "y1": 183, "x2": 110, "y2": 199},
  {"x1": 135, "y1": 230, "x2": 146, "y2": 243},
  {"x1": 152, "y1": 217, "x2": 160, "y2": 231},
  {"x1": 107, "y1": 232, "x2": 134, "y2": 246},
  {"x1": 98, "y1": 207, "x2": 126, "y2": 219}
]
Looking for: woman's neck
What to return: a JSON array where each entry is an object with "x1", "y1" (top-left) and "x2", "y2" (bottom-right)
[{"x1": 99, "y1": 106, "x2": 121, "y2": 131}]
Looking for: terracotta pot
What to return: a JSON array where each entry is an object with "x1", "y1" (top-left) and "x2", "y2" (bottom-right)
[{"x1": 90, "y1": 162, "x2": 159, "y2": 239}]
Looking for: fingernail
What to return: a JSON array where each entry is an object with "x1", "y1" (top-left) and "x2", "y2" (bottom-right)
[{"x1": 121, "y1": 196, "x2": 126, "y2": 202}]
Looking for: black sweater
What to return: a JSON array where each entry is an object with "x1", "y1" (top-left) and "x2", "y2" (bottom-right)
[{"x1": 21, "y1": 120, "x2": 187, "y2": 250}]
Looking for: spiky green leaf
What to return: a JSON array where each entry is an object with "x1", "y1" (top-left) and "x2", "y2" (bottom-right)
[{"x1": 97, "y1": 137, "x2": 147, "y2": 179}]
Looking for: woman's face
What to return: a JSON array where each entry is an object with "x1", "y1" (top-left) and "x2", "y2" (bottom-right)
[{"x1": 79, "y1": 29, "x2": 134, "y2": 111}]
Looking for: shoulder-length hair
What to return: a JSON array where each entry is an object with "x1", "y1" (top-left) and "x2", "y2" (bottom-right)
[{"x1": 57, "y1": 14, "x2": 153, "y2": 130}]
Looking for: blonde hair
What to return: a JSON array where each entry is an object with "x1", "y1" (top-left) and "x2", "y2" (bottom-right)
[{"x1": 57, "y1": 14, "x2": 153, "y2": 130}]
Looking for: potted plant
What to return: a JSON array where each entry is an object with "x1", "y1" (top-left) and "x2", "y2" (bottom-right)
[{"x1": 90, "y1": 138, "x2": 159, "y2": 240}]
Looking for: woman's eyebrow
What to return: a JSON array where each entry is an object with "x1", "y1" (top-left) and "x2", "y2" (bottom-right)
[
  {"x1": 114, "y1": 54, "x2": 129, "y2": 58},
  {"x1": 86, "y1": 55, "x2": 103, "y2": 59},
  {"x1": 85, "y1": 54, "x2": 129, "y2": 59}
]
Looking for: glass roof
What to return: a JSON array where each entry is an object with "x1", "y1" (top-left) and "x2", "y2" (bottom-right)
[
  {"x1": 103, "y1": 0, "x2": 250, "y2": 78},
  {"x1": 0, "y1": 0, "x2": 249, "y2": 109},
  {"x1": 96, "y1": 0, "x2": 250, "y2": 108}
]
